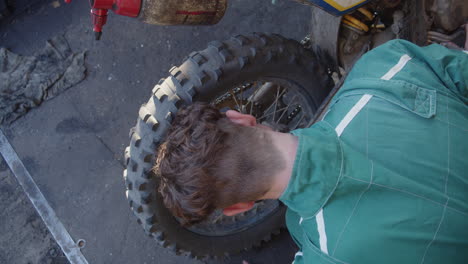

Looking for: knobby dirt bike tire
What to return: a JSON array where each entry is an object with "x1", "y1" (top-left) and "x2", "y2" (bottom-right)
[{"x1": 123, "y1": 33, "x2": 333, "y2": 258}]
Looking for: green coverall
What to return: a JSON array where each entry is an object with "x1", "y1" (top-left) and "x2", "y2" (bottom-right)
[{"x1": 280, "y1": 40, "x2": 468, "y2": 264}]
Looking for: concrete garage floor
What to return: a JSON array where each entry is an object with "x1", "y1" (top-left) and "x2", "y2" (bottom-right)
[{"x1": 0, "y1": 0, "x2": 311, "y2": 263}]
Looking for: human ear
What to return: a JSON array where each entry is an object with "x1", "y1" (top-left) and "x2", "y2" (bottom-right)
[
  {"x1": 226, "y1": 110, "x2": 257, "y2": 127},
  {"x1": 222, "y1": 202, "x2": 255, "y2": 216}
]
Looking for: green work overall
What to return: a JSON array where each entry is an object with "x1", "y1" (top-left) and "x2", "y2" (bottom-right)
[{"x1": 280, "y1": 40, "x2": 468, "y2": 264}]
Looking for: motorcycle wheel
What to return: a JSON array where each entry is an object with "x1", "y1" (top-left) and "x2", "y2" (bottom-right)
[{"x1": 123, "y1": 33, "x2": 333, "y2": 258}]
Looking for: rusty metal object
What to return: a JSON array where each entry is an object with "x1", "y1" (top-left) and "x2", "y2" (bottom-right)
[
  {"x1": 428, "y1": 0, "x2": 468, "y2": 33},
  {"x1": 428, "y1": 29, "x2": 465, "y2": 42},
  {"x1": 141, "y1": 0, "x2": 227, "y2": 25},
  {"x1": 427, "y1": 28, "x2": 466, "y2": 49}
]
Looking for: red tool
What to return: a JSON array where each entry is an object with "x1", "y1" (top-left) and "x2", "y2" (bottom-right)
[
  {"x1": 65, "y1": 0, "x2": 141, "y2": 40},
  {"x1": 64, "y1": 0, "x2": 227, "y2": 40}
]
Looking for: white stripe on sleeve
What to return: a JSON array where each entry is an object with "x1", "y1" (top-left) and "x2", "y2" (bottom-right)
[
  {"x1": 335, "y1": 94, "x2": 373, "y2": 137},
  {"x1": 316, "y1": 209, "x2": 329, "y2": 254},
  {"x1": 381, "y1": 54, "x2": 412, "y2": 80}
]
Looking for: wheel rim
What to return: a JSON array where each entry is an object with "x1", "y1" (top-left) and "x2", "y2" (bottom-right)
[{"x1": 179, "y1": 78, "x2": 317, "y2": 236}]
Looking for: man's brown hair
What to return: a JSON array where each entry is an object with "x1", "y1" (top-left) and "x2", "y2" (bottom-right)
[{"x1": 154, "y1": 103, "x2": 284, "y2": 225}]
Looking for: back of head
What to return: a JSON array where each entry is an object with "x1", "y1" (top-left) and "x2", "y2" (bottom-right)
[{"x1": 154, "y1": 103, "x2": 283, "y2": 225}]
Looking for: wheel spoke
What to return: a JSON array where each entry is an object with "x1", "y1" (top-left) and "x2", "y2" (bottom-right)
[
  {"x1": 230, "y1": 91, "x2": 241, "y2": 111},
  {"x1": 276, "y1": 95, "x2": 298, "y2": 124},
  {"x1": 258, "y1": 88, "x2": 287, "y2": 120},
  {"x1": 258, "y1": 105, "x2": 290, "y2": 121},
  {"x1": 272, "y1": 86, "x2": 280, "y2": 121}
]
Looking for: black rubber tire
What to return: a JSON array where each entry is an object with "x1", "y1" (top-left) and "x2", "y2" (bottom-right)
[{"x1": 123, "y1": 33, "x2": 333, "y2": 258}]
